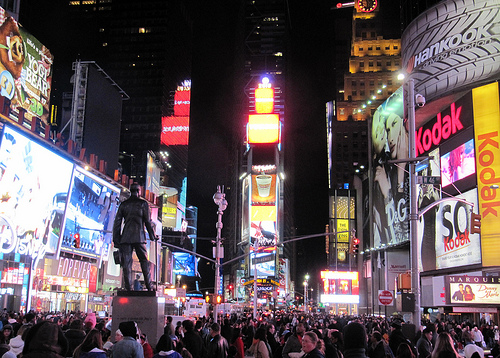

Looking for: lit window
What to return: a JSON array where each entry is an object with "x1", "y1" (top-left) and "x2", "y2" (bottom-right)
[
  {"x1": 139, "y1": 28, "x2": 146, "y2": 33},
  {"x1": 99, "y1": 28, "x2": 105, "y2": 32},
  {"x1": 82, "y1": 0, "x2": 96, "y2": 4},
  {"x1": 102, "y1": 42, "x2": 108, "y2": 46},
  {"x1": 69, "y1": 1, "x2": 80, "y2": 4}
]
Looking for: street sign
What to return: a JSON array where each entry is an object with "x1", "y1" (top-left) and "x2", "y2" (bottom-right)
[
  {"x1": 417, "y1": 176, "x2": 441, "y2": 185},
  {"x1": 378, "y1": 290, "x2": 394, "y2": 306}
]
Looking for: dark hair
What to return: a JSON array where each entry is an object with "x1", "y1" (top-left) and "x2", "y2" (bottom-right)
[
  {"x1": 182, "y1": 320, "x2": 194, "y2": 331},
  {"x1": 344, "y1": 322, "x2": 367, "y2": 350},
  {"x1": 372, "y1": 331, "x2": 382, "y2": 341},
  {"x1": 211, "y1": 322, "x2": 221, "y2": 333},
  {"x1": 118, "y1": 321, "x2": 137, "y2": 338},
  {"x1": 22, "y1": 321, "x2": 69, "y2": 357},
  {"x1": 156, "y1": 334, "x2": 174, "y2": 352},
  {"x1": 73, "y1": 329, "x2": 103, "y2": 358},
  {"x1": 254, "y1": 327, "x2": 267, "y2": 342},
  {"x1": 396, "y1": 343, "x2": 416, "y2": 358}
]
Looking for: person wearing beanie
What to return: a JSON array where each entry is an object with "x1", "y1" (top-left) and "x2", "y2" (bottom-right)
[
  {"x1": 343, "y1": 322, "x2": 369, "y2": 358},
  {"x1": 84, "y1": 311, "x2": 97, "y2": 333},
  {"x1": 110, "y1": 321, "x2": 143, "y2": 358},
  {"x1": 389, "y1": 321, "x2": 409, "y2": 356}
]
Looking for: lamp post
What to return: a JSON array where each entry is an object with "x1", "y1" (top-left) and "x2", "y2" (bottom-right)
[
  {"x1": 213, "y1": 186, "x2": 227, "y2": 324},
  {"x1": 304, "y1": 274, "x2": 309, "y2": 313},
  {"x1": 407, "y1": 78, "x2": 421, "y2": 331}
]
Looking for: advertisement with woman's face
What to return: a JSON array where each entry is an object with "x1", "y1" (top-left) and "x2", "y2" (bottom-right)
[{"x1": 371, "y1": 87, "x2": 410, "y2": 247}]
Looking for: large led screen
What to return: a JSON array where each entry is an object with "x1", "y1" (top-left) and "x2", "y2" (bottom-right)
[
  {"x1": 58, "y1": 166, "x2": 120, "y2": 261},
  {"x1": 173, "y1": 252, "x2": 196, "y2": 277},
  {"x1": 251, "y1": 174, "x2": 277, "y2": 204},
  {"x1": 320, "y1": 270, "x2": 359, "y2": 304},
  {"x1": 440, "y1": 139, "x2": 475, "y2": 187},
  {"x1": 0, "y1": 12, "x2": 54, "y2": 127},
  {"x1": 161, "y1": 116, "x2": 189, "y2": 145},
  {"x1": 250, "y1": 205, "x2": 277, "y2": 247},
  {"x1": 174, "y1": 89, "x2": 190, "y2": 116},
  {"x1": 0, "y1": 124, "x2": 73, "y2": 264},
  {"x1": 250, "y1": 250, "x2": 276, "y2": 277},
  {"x1": 371, "y1": 87, "x2": 409, "y2": 247}
]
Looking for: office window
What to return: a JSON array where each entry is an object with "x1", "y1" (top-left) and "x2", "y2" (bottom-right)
[
  {"x1": 360, "y1": 62, "x2": 364, "y2": 67},
  {"x1": 376, "y1": 46, "x2": 381, "y2": 50},
  {"x1": 352, "y1": 81, "x2": 357, "y2": 86}
]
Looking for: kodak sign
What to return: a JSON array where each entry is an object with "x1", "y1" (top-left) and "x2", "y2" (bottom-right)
[{"x1": 473, "y1": 82, "x2": 500, "y2": 266}]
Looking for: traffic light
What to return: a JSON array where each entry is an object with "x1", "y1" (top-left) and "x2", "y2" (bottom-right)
[
  {"x1": 471, "y1": 213, "x2": 481, "y2": 234},
  {"x1": 72, "y1": 233, "x2": 80, "y2": 248},
  {"x1": 205, "y1": 294, "x2": 211, "y2": 303},
  {"x1": 350, "y1": 237, "x2": 359, "y2": 254},
  {"x1": 215, "y1": 295, "x2": 223, "y2": 304}
]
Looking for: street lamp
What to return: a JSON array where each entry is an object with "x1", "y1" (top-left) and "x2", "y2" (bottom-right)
[{"x1": 213, "y1": 185, "x2": 227, "y2": 324}]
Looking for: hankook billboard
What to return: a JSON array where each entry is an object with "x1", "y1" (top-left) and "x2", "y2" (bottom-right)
[{"x1": 402, "y1": 0, "x2": 500, "y2": 103}]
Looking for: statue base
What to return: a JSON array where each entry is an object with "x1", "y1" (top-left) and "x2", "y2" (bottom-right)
[{"x1": 111, "y1": 291, "x2": 164, "y2": 349}]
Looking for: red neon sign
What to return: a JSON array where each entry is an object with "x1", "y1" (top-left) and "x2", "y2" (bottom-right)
[
  {"x1": 174, "y1": 89, "x2": 190, "y2": 116},
  {"x1": 161, "y1": 116, "x2": 189, "y2": 145}
]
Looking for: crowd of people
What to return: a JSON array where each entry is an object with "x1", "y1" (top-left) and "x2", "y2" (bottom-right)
[{"x1": 0, "y1": 310, "x2": 498, "y2": 358}]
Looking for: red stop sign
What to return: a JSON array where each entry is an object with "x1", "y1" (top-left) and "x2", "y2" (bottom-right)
[{"x1": 378, "y1": 290, "x2": 393, "y2": 305}]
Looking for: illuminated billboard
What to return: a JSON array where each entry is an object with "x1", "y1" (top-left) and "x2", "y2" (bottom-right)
[
  {"x1": 440, "y1": 138, "x2": 475, "y2": 187},
  {"x1": 173, "y1": 252, "x2": 196, "y2": 277},
  {"x1": 320, "y1": 270, "x2": 359, "y2": 304},
  {"x1": 58, "y1": 166, "x2": 121, "y2": 262},
  {"x1": 251, "y1": 174, "x2": 277, "y2": 204},
  {"x1": 250, "y1": 248, "x2": 276, "y2": 277},
  {"x1": 146, "y1": 152, "x2": 161, "y2": 201},
  {"x1": 251, "y1": 205, "x2": 277, "y2": 247},
  {"x1": 174, "y1": 88, "x2": 190, "y2": 116},
  {"x1": 161, "y1": 116, "x2": 189, "y2": 145},
  {"x1": 0, "y1": 124, "x2": 73, "y2": 267},
  {"x1": 0, "y1": 12, "x2": 54, "y2": 127},
  {"x1": 371, "y1": 87, "x2": 409, "y2": 247},
  {"x1": 402, "y1": 0, "x2": 500, "y2": 105},
  {"x1": 473, "y1": 83, "x2": 500, "y2": 267},
  {"x1": 241, "y1": 176, "x2": 250, "y2": 243},
  {"x1": 446, "y1": 276, "x2": 500, "y2": 305},
  {"x1": 247, "y1": 114, "x2": 280, "y2": 144},
  {"x1": 255, "y1": 87, "x2": 274, "y2": 114}
]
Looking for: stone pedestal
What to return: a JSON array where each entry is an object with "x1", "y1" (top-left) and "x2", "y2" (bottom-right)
[{"x1": 111, "y1": 291, "x2": 164, "y2": 349}]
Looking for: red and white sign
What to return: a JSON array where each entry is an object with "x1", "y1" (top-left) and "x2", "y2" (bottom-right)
[{"x1": 378, "y1": 290, "x2": 394, "y2": 306}]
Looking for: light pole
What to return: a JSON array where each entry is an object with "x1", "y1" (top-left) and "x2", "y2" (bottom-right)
[
  {"x1": 304, "y1": 274, "x2": 309, "y2": 313},
  {"x1": 213, "y1": 186, "x2": 227, "y2": 324}
]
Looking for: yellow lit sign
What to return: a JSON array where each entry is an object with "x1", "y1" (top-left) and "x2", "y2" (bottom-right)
[
  {"x1": 247, "y1": 114, "x2": 280, "y2": 144},
  {"x1": 255, "y1": 87, "x2": 274, "y2": 114}
]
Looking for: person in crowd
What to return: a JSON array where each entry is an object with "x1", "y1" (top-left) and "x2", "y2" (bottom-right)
[
  {"x1": 181, "y1": 320, "x2": 204, "y2": 358},
  {"x1": 267, "y1": 324, "x2": 279, "y2": 356},
  {"x1": 247, "y1": 327, "x2": 270, "y2": 358},
  {"x1": 343, "y1": 322, "x2": 369, "y2": 358},
  {"x1": 73, "y1": 328, "x2": 107, "y2": 358},
  {"x1": 22, "y1": 321, "x2": 69, "y2": 358},
  {"x1": 64, "y1": 319, "x2": 87, "y2": 357},
  {"x1": 112, "y1": 183, "x2": 158, "y2": 291},
  {"x1": 396, "y1": 343, "x2": 415, "y2": 358},
  {"x1": 140, "y1": 333, "x2": 154, "y2": 358},
  {"x1": 175, "y1": 340, "x2": 193, "y2": 358},
  {"x1": 110, "y1": 321, "x2": 143, "y2": 358},
  {"x1": 417, "y1": 327, "x2": 433, "y2": 358},
  {"x1": 282, "y1": 323, "x2": 305, "y2": 358},
  {"x1": 323, "y1": 329, "x2": 342, "y2": 358},
  {"x1": 83, "y1": 312, "x2": 97, "y2": 333},
  {"x1": 389, "y1": 322, "x2": 409, "y2": 357},
  {"x1": 3, "y1": 323, "x2": 32, "y2": 358},
  {"x1": 134, "y1": 274, "x2": 144, "y2": 291},
  {"x1": 368, "y1": 331, "x2": 393, "y2": 358},
  {"x1": 154, "y1": 333, "x2": 181, "y2": 358},
  {"x1": 230, "y1": 327, "x2": 245, "y2": 358},
  {"x1": 302, "y1": 331, "x2": 325, "y2": 358},
  {"x1": 1, "y1": 325, "x2": 14, "y2": 345},
  {"x1": 165, "y1": 317, "x2": 175, "y2": 337},
  {"x1": 463, "y1": 331, "x2": 484, "y2": 358},
  {"x1": 207, "y1": 322, "x2": 228, "y2": 358},
  {"x1": 430, "y1": 332, "x2": 460, "y2": 358},
  {"x1": 471, "y1": 327, "x2": 484, "y2": 347}
]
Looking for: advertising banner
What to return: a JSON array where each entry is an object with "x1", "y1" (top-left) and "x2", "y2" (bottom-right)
[
  {"x1": 446, "y1": 276, "x2": 500, "y2": 305},
  {"x1": 320, "y1": 270, "x2": 359, "y2": 304},
  {"x1": 371, "y1": 87, "x2": 409, "y2": 247},
  {"x1": 433, "y1": 189, "x2": 481, "y2": 270},
  {"x1": 251, "y1": 174, "x2": 277, "y2": 204},
  {"x1": 58, "y1": 166, "x2": 121, "y2": 262},
  {"x1": 161, "y1": 116, "x2": 189, "y2": 145},
  {"x1": 0, "y1": 124, "x2": 73, "y2": 268},
  {"x1": 401, "y1": 0, "x2": 500, "y2": 104},
  {"x1": 0, "y1": 10, "x2": 54, "y2": 126},
  {"x1": 247, "y1": 114, "x2": 280, "y2": 144},
  {"x1": 473, "y1": 82, "x2": 500, "y2": 267},
  {"x1": 241, "y1": 176, "x2": 250, "y2": 243},
  {"x1": 250, "y1": 249, "x2": 276, "y2": 277},
  {"x1": 174, "y1": 88, "x2": 190, "y2": 116}
]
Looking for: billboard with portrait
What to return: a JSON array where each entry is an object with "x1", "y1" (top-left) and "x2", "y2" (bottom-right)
[
  {"x1": 58, "y1": 166, "x2": 121, "y2": 262},
  {"x1": 0, "y1": 10, "x2": 54, "y2": 128},
  {"x1": 371, "y1": 87, "x2": 409, "y2": 247},
  {"x1": 441, "y1": 138, "x2": 476, "y2": 187},
  {"x1": 320, "y1": 270, "x2": 360, "y2": 304},
  {"x1": 446, "y1": 276, "x2": 500, "y2": 305}
]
